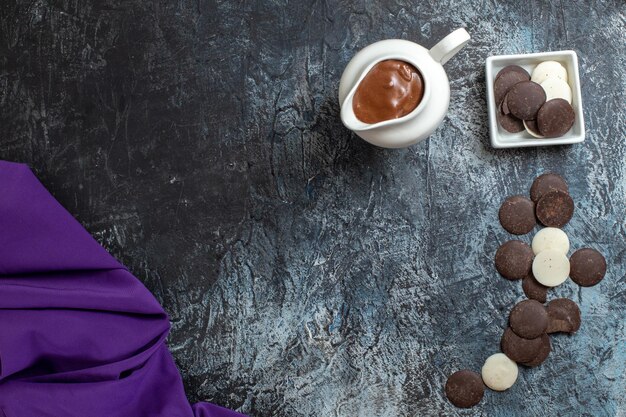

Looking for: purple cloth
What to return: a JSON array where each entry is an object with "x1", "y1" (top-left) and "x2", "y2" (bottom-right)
[{"x1": 0, "y1": 161, "x2": 245, "y2": 417}]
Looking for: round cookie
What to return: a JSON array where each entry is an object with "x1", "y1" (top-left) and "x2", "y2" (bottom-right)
[
  {"x1": 524, "y1": 119, "x2": 544, "y2": 138},
  {"x1": 494, "y1": 70, "x2": 530, "y2": 106},
  {"x1": 498, "y1": 108, "x2": 524, "y2": 133},
  {"x1": 501, "y1": 327, "x2": 543, "y2": 363},
  {"x1": 546, "y1": 298, "x2": 581, "y2": 333},
  {"x1": 498, "y1": 195, "x2": 536, "y2": 235},
  {"x1": 521, "y1": 334, "x2": 551, "y2": 367},
  {"x1": 509, "y1": 299, "x2": 549, "y2": 339},
  {"x1": 530, "y1": 172, "x2": 569, "y2": 202},
  {"x1": 540, "y1": 77, "x2": 572, "y2": 103},
  {"x1": 536, "y1": 99, "x2": 575, "y2": 138},
  {"x1": 445, "y1": 370, "x2": 485, "y2": 408},
  {"x1": 531, "y1": 61, "x2": 568, "y2": 84},
  {"x1": 532, "y1": 227, "x2": 570, "y2": 255},
  {"x1": 481, "y1": 353, "x2": 518, "y2": 391},
  {"x1": 496, "y1": 65, "x2": 530, "y2": 81},
  {"x1": 522, "y1": 273, "x2": 549, "y2": 303},
  {"x1": 536, "y1": 190, "x2": 574, "y2": 228},
  {"x1": 506, "y1": 81, "x2": 546, "y2": 120},
  {"x1": 569, "y1": 248, "x2": 607, "y2": 287},
  {"x1": 495, "y1": 240, "x2": 534, "y2": 280},
  {"x1": 532, "y1": 249, "x2": 570, "y2": 287}
]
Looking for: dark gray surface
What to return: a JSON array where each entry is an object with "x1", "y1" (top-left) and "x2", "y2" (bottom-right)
[{"x1": 1, "y1": 1, "x2": 625, "y2": 416}]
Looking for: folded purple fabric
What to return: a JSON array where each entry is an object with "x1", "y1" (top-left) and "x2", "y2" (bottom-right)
[{"x1": 0, "y1": 161, "x2": 245, "y2": 417}]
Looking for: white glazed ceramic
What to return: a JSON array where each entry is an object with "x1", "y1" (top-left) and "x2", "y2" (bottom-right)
[
  {"x1": 339, "y1": 28, "x2": 470, "y2": 148},
  {"x1": 485, "y1": 50, "x2": 585, "y2": 149}
]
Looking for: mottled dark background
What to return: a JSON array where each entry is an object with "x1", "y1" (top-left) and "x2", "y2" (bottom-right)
[{"x1": 1, "y1": 0, "x2": 625, "y2": 416}]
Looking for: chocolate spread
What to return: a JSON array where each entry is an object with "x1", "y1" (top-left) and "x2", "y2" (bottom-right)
[{"x1": 352, "y1": 60, "x2": 424, "y2": 124}]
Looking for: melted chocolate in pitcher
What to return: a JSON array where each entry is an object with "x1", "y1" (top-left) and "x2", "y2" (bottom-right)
[{"x1": 352, "y1": 60, "x2": 424, "y2": 124}]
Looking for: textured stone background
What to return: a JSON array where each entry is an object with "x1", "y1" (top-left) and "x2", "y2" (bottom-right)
[{"x1": 1, "y1": 0, "x2": 625, "y2": 416}]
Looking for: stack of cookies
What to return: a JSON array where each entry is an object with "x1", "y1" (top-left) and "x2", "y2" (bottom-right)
[
  {"x1": 496, "y1": 172, "x2": 607, "y2": 294},
  {"x1": 494, "y1": 62, "x2": 575, "y2": 138},
  {"x1": 445, "y1": 172, "x2": 607, "y2": 409}
]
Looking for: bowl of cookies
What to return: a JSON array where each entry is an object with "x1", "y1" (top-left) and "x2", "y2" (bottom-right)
[{"x1": 485, "y1": 50, "x2": 584, "y2": 149}]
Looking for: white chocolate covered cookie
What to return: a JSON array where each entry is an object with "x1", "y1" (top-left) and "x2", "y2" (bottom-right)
[
  {"x1": 481, "y1": 353, "x2": 518, "y2": 391},
  {"x1": 532, "y1": 249, "x2": 570, "y2": 287},
  {"x1": 540, "y1": 77, "x2": 572, "y2": 103},
  {"x1": 532, "y1": 227, "x2": 570, "y2": 255},
  {"x1": 531, "y1": 61, "x2": 568, "y2": 84}
]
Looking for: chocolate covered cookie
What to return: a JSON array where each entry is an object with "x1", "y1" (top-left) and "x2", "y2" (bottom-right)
[
  {"x1": 498, "y1": 107, "x2": 525, "y2": 133},
  {"x1": 521, "y1": 333, "x2": 551, "y2": 367},
  {"x1": 536, "y1": 190, "x2": 574, "y2": 228},
  {"x1": 495, "y1": 240, "x2": 534, "y2": 280},
  {"x1": 501, "y1": 327, "x2": 543, "y2": 363},
  {"x1": 494, "y1": 70, "x2": 530, "y2": 106},
  {"x1": 445, "y1": 370, "x2": 484, "y2": 408},
  {"x1": 546, "y1": 298, "x2": 581, "y2": 334},
  {"x1": 509, "y1": 299, "x2": 548, "y2": 339},
  {"x1": 536, "y1": 99, "x2": 575, "y2": 138},
  {"x1": 506, "y1": 81, "x2": 546, "y2": 120},
  {"x1": 569, "y1": 248, "x2": 607, "y2": 287},
  {"x1": 522, "y1": 273, "x2": 549, "y2": 303},
  {"x1": 530, "y1": 172, "x2": 569, "y2": 202},
  {"x1": 499, "y1": 195, "x2": 536, "y2": 235},
  {"x1": 496, "y1": 65, "x2": 530, "y2": 81}
]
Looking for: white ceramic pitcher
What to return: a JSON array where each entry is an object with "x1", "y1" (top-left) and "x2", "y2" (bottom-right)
[{"x1": 339, "y1": 28, "x2": 470, "y2": 148}]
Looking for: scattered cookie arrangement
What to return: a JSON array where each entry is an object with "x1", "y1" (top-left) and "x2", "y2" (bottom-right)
[
  {"x1": 445, "y1": 172, "x2": 607, "y2": 408},
  {"x1": 494, "y1": 61, "x2": 575, "y2": 138}
]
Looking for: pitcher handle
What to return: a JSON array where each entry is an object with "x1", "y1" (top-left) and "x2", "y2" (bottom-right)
[{"x1": 429, "y1": 28, "x2": 470, "y2": 65}]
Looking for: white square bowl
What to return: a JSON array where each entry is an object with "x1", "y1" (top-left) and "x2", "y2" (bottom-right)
[{"x1": 485, "y1": 50, "x2": 585, "y2": 149}]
